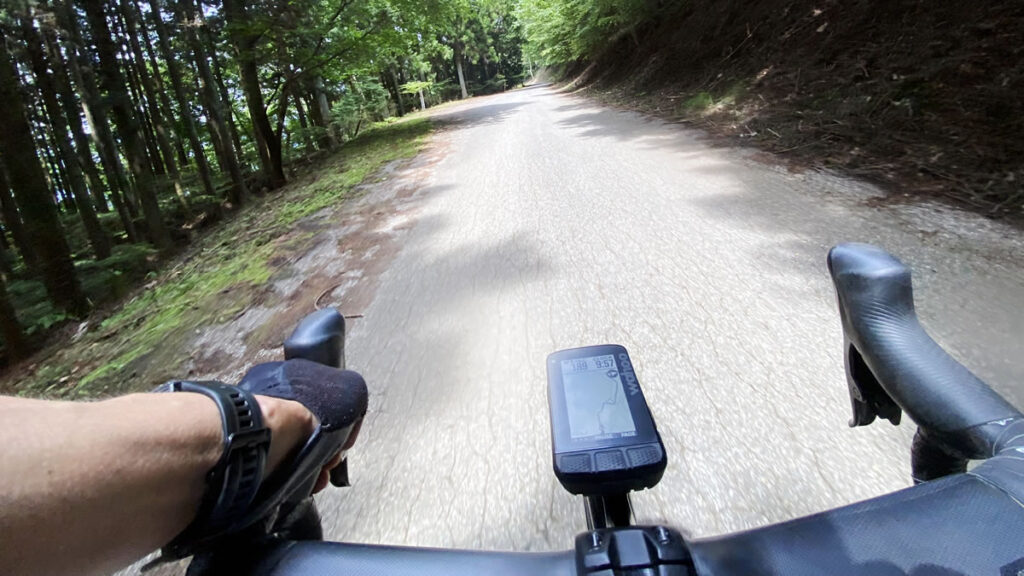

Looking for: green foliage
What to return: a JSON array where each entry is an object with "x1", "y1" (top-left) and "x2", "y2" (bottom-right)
[
  {"x1": 682, "y1": 92, "x2": 715, "y2": 112},
  {"x1": 331, "y1": 81, "x2": 391, "y2": 138},
  {"x1": 400, "y1": 80, "x2": 434, "y2": 95},
  {"x1": 7, "y1": 117, "x2": 432, "y2": 398},
  {"x1": 84, "y1": 239, "x2": 274, "y2": 391},
  {"x1": 4, "y1": 244, "x2": 156, "y2": 338},
  {"x1": 519, "y1": 0, "x2": 662, "y2": 64},
  {"x1": 3, "y1": 0, "x2": 525, "y2": 371},
  {"x1": 96, "y1": 211, "x2": 126, "y2": 239},
  {"x1": 280, "y1": 118, "x2": 431, "y2": 225},
  {"x1": 471, "y1": 74, "x2": 508, "y2": 95},
  {"x1": 58, "y1": 212, "x2": 91, "y2": 259},
  {"x1": 7, "y1": 279, "x2": 56, "y2": 335},
  {"x1": 86, "y1": 244, "x2": 157, "y2": 280}
]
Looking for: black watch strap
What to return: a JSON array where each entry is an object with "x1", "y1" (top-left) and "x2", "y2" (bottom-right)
[{"x1": 156, "y1": 381, "x2": 272, "y2": 558}]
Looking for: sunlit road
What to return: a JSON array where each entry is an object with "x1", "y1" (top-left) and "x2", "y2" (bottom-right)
[
  {"x1": 135, "y1": 84, "x2": 1024, "y2": 575},
  {"x1": 312, "y1": 84, "x2": 1024, "y2": 550}
]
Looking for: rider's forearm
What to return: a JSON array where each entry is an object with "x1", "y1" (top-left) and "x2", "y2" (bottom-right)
[{"x1": 0, "y1": 392, "x2": 311, "y2": 576}]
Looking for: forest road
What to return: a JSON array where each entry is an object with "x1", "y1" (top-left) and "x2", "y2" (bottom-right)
[
  {"x1": 135, "y1": 83, "x2": 1024, "y2": 575},
  {"x1": 311, "y1": 84, "x2": 1024, "y2": 550}
]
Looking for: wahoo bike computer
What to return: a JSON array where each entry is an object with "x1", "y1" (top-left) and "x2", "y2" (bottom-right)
[{"x1": 547, "y1": 345, "x2": 667, "y2": 495}]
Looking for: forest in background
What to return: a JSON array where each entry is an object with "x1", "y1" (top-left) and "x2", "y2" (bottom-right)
[
  {"x1": 5, "y1": 0, "x2": 1020, "y2": 376},
  {"x1": 0, "y1": 0, "x2": 526, "y2": 365}
]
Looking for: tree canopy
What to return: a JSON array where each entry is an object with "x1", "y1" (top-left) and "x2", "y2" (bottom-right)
[{"x1": 518, "y1": 0, "x2": 663, "y2": 64}]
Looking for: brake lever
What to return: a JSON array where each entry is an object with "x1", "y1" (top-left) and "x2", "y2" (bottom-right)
[
  {"x1": 328, "y1": 417, "x2": 361, "y2": 488},
  {"x1": 845, "y1": 341, "x2": 902, "y2": 427},
  {"x1": 330, "y1": 459, "x2": 350, "y2": 487}
]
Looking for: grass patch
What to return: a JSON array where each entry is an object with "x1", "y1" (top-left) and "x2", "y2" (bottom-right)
[
  {"x1": 6, "y1": 117, "x2": 432, "y2": 399},
  {"x1": 6, "y1": 244, "x2": 158, "y2": 338},
  {"x1": 680, "y1": 91, "x2": 715, "y2": 112},
  {"x1": 675, "y1": 82, "x2": 748, "y2": 116},
  {"x1": 278, "y1": 118, "x2": 431, "y2": 225}
]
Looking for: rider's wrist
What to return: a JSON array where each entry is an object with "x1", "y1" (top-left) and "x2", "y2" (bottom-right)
[
  {"x1": 111, "y1": 393, "x2": 224, "y2": 471},
  {"x1": 150, "y1": 380, "x2": 274, "y2": 562},
  {"x1": 254, "y1": 395, "x2": 317, "y2": 478}
]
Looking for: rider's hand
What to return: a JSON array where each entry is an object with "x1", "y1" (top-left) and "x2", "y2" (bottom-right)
[{"x1": 255, "y1": 395, "x2": 360, "y2": 493}]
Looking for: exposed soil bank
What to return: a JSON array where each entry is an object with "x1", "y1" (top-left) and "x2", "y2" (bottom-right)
[{"x1": 564, "y1": 0, "x2": 1024, "y2": 222}]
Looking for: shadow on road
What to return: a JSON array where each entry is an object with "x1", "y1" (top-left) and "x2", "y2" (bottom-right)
[
  {"x1": 327, "y1": 209, "x2": 557, "y2": 546},
  {"x1": 543, "y1": 89, "x2": 1024, "y2": 411},
  {"x1": 555, "y1": 111, "x2": 664, "y2": 143},
  {"x1": 354, "y1": 209, "x2": 553, "y2": 421},
  {"x1": 432, "y1": 101, "x2": 526, "y2": 129},
  {"x1": 552, "y1": 102, "x2": 593, "y2": 114},
  {"x1": 516, "y1": 82, "x2": 553, "y2": 92},
  {"x1": 673, "y1": 147, "x2": 1024, "y2": 409}
]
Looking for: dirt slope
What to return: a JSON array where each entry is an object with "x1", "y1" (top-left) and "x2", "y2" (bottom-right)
[{"x1": 569, "y1": 0, "x2": 1024, "y2": 221}]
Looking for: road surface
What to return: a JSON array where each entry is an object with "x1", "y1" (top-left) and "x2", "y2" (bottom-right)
[
  {"x1": 321, "y1": 85, "x2": 1024, "y2": 548},
  {"x1": 135, "y1": 84, "x2": 1024, "y2": 573}
]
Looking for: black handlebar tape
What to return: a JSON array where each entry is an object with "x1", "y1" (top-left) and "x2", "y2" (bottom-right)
[
  {"x1": 910, "y1": 429, "x2": 967, "y2": 484},
  {"x1": 827, "y1": 243, "x2": 1022, "y2": 457}
]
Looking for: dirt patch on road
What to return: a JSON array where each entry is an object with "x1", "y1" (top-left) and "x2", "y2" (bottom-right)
[
  {"x1": 226, "y1": 145, "x2": 447, "y2": 375},
  {"x1": 177, "y1": 138, "x2": 449, "y2": 385}
]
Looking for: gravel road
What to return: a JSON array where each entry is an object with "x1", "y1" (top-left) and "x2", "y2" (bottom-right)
[
  {"x1": 131, "y1": 84, "x2": 1024, "y2": 574},
  {"x1": 313, "y1": 84, "x2": 1024, "y2": 551}
]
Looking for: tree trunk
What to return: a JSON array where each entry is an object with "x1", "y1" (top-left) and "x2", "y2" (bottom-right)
[
  {"x1": 57, "y1": 2, "x2": 137, "y2": 241},
  {"x1": 147, "y1": 0, "x2": 217, "y2": 200},
  {"x1": 42, "y1": 28, "x2": 110, "y2": 216},
  {"x1": 292, "y1": 90, "x2": 315, "y2": 155},
  {"x1": 239, "y1": 58, "x2": 284, "y2": 188},
  {"x1": 304, "y1": 90, "x2": 328, "y2": 147},
  {"x1": 180, "y1": 0, "x2": 247, "y2": 205},
  {"x1": 32, "y1": 107, "x2": 65, "y2": 205},
  {"x1": 117, "y1": 18, "x2": 165, "y2": 178},
  {"x1": 20, "y1": 14, "x2": 112, "y2": 260},
  {"x1": 388, "y1": 66, "x2": 406, "y2": 116},
  {"x1": 195, "y1": 7, "x2": 245, "y2": 159},
  {"x1": 118, "y1": 0, "x2": 191, "y2": 218},
  {"x1": 113, "y1": 7, "x2": 164, "y2": 179},
  {"x1": 174, "y1": 133, "x2": 188, "y2": 166},
  {"x1": 138, "y1": 0, "x2": 183, "y2": 159},
  {"x1": 0, "y1": 29, "x2": 89, "y2": 315},
  {"x1": 210, "y1": 57, "x2": 244, "y2": 158},
  {"x1": 0, "y1": 234, "x2": 12, "y2": 276},
  {"x1": 185, "y1": 71, "x2": 224, "y2": 173},
  {"x1": 223, "y1": 0, "x2": 285, "y2": 188},
  {"x1": 455, "y1": 46, "x2": 469, "y2": 99},
  {"x1": 203, "y1": 102, "x2": 230, "y2": 173},
  {"x1": 0, "y1": 271, "x2": 30, "y2": 361},
  {"x1": 313, "y1": 76, "x2": 336, "y2": 149},
  {"x1": 107, "y1": 178, "x2": 138, "y2": 238},
  {"x1": 207, "y1": 41, "x2": 245, "y2": 160},
  {"x1": 82, "y1": 0, "x2": 173, "y2": 252},
  {"x1": 0, "y1": 166, "x2": 38, "y2": 272}
]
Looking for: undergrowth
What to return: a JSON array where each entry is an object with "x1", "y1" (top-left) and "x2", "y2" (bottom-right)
[
  {"x1": 565, "y1": 0, "x2": 1024, "y2": 220},
  {"x1": 3, "y1": 118, "x2": 432, "y2": 399}
]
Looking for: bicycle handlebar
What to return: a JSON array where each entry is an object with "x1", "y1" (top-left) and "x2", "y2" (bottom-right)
[
  {"x1": 827, "y1": 243, "x2": 1023, "y2": 462},
  {"x1": 188, "y1": 244, "x2": 1024, "y2": 576},
  {"x1": 236, "y1": 461, "x2": 1024, "y2": 576}
]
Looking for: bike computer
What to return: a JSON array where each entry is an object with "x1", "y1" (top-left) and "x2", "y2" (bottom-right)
[{"x1": 547, "y1": 345, "x2": 666, "y2": 495}]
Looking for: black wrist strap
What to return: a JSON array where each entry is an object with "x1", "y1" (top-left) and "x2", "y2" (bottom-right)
[{"x1": 156, "y1": 381, "x2": 272, "y2": 558}]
